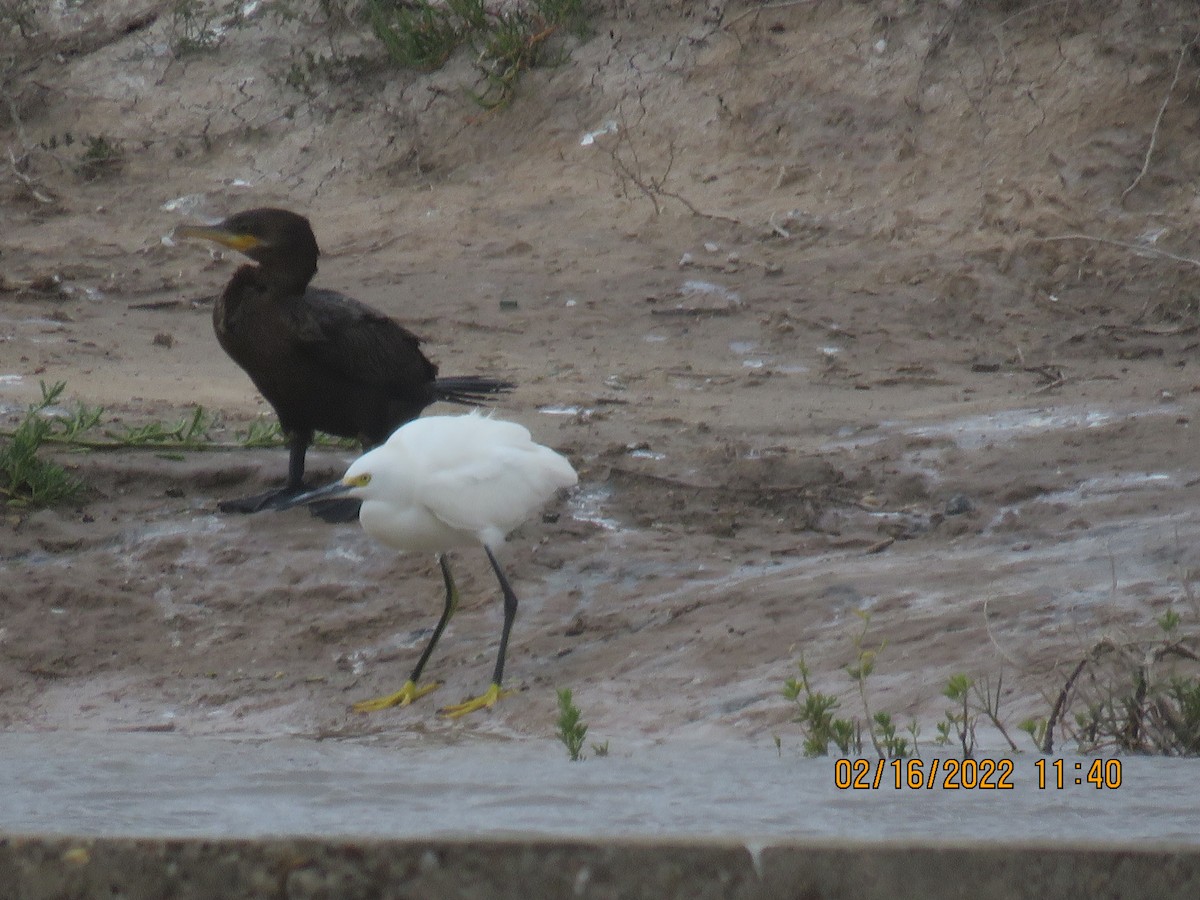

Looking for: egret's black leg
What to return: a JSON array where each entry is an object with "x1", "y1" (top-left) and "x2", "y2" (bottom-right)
[
  {"x1": 441, "y1": 544, "x2": 518, "y2": 718},
  {"x1": 412, "y1": 554, "x2": 459, "y2": 683},
  {"x1": 354, "y1": 554, "x2": 458, "y2": 713},
  {"x1": 484, "y1": 545, "x2": 520, "y2": 687}
]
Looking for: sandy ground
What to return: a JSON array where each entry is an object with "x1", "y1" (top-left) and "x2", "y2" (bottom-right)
[{"x1": 3, "y1": 0, "x2": 1200, "y2": 751}]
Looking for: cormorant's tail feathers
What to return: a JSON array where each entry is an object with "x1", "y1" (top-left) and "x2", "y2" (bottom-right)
[{"x1": 433, "y1": 376, "x2": 516, "y2": 407}]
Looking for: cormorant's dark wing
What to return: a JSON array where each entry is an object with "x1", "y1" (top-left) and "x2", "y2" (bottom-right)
[{"x1": 284, "y1": 288, "x2": 438, "y2": 389}]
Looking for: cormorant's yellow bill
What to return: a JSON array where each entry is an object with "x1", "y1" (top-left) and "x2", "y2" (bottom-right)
[{"x1": 174, "y1": 223, "x2": 265, "y2": 254}]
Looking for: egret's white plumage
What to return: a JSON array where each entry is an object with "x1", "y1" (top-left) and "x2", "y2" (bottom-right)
[
  {"x1": 285, "y1": 411, "x2": 578, "y2": 717},
  {"x1": 353, "y1": 413, "x2": 578, "y2": 552}
]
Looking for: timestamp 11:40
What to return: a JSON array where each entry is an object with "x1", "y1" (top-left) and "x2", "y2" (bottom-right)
[
  {"x1": 832, "y1": 757, "x2": 1123, "y2": 790},
  {"x1": 1036, "y1": 757, "x2": 1122, "y2": 790}
]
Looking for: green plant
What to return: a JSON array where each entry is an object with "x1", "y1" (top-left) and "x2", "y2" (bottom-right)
[
  {"x1": 0, "y1": 381, "x2": 89, "y2": 508},
  {"x1": 0, "y1": 381, "x2": 370, "y2": 510},
  {"x1": 873, "y1": 711, "x2": 915, "y2": 760},
  {"x1": 169, "y1": 0, "x2": 223, "y2": 56},
  {"x1": 785, "y1": 616, "x2": 919, "y2": 759},
  {"x1": 77, "y1": 134, "x2": 123, "y2": 181},
  {"x1": 1039, "y1": 596, "x2": 1200, "y2": 756},
  {"x1": 935, "y1": 673, "x2": 977, "y2": 757},
  {"x1": 0, "y1": 0, "x2": 39, "y2": 38},
  {"x1": 106, "y1": 405, "x2": 217, "y2": 448},
  {"x1": 1018, "y1": 715, "x2": 1047, "y2": 751},
  {"x1": 365, "y1": 0, "x2": 477, "y2": 70},
  {"x1": 468, "y1": 0, "x2": 586, "y2": 108},
  {"x1": 783, "y1": 655, "x2": 860, "y2": 757},
  {"x1": 364, "y1": 0, "x2": 592, "y2": 107},
  {"x1": 845, "y1": 611, "x2": 887, "y2": 756},
  {"x1": 555, "y1": 687, "x2": 588, "y2": 761}
]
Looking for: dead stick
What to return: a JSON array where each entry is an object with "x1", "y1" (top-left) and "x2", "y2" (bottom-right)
[
  {"x1": 1034, "y1": 234, "x2": 1200, "y2": 270},
  {"x1": 1121, "y1": 37, "x2": 1195, "y2": 204}
]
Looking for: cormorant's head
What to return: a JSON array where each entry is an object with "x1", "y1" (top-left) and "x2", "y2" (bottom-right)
[{"x1": 175, "y1": 207, "x2": 319, "y2": 290}]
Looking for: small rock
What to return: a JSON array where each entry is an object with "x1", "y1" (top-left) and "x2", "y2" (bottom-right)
[
  {"x1": 152, "y1": 332, "x2": 175, "y2": 348},
  {"x1": 944, "y1": 494, "x2": 974, "y2": 516}
]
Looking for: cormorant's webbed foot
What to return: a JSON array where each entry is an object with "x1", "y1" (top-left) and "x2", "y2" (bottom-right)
[
  {"x1": 217, "y1": 487, "x2": 303, "y2": 514},
  {"x1": 305, "y1": 497, "x2": 362, "y2": 523},
  {"x1": 218, "y1": 487, "x2": 359, "y2": 521}
]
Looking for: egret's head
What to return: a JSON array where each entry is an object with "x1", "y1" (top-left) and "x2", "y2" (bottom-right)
[
  {"x1": 341, "y1": 469, "x2": 374, "y2": 495},
  {"x1": 276, "y1": 464, "x2": 375, "y2": 511}
]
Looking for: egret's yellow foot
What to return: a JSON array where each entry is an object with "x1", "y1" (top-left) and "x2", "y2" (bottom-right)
[
  {"x1": 440, "y1": 683, "x2": 513, "y2": 718},
  {"x1": 352, "y1": 679, "x2": 439, "y2": 713}
]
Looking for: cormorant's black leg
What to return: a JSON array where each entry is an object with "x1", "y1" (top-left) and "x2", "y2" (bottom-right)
[
  {"x1": 218, "y1": 432, "x2": 315, "y2": 514},
  {"x1": 286, "y1": 435, "x2": 308, "y2": 490}
]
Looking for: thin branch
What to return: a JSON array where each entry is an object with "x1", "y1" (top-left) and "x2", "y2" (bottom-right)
[
  {"x1": 722, "y1": 1, "x2": 819, "y2": 34},
  {"x1": 1042, "y1": 639, "x2": 1120, "y2": 754},
  {"x1": 978, "y1": 672, "x2": 1021, "y2": 753},
  {"x1": 7, "y1": 434, "x2": 277, "y2": 453},
  {"x1": 1034, "y1": 234, "x2": 1200, "y2": 270},
  {"x1": 1121, "y1": 36, "x2": 1196, "y2": 204},
  {"x1": 7, "y1": 147, "x2": 56, "y2": 204}
]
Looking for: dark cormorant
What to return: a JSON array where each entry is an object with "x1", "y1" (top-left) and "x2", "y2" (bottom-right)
[{"x1": 174, "y1": 207, "x2": 514, "y2": 513}]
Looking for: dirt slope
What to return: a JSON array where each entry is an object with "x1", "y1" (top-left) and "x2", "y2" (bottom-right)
[{"x1": 3, "y1": 1, "x2": 1200, "y2": 749}]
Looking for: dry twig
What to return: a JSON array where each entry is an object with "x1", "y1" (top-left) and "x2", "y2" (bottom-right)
[
  {"x1": 6, "y1": 148, "x2": 55, "y2": 204},
  {"x1": 1034, "y1": 234, "x2": 1200, "y2": 270},
  {"x1": 1121, "y1": 36, "x2": 1197, "y2": 204}
]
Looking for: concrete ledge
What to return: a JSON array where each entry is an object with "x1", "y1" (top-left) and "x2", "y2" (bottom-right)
[{"x1": 2, "y1": 837, "x2": 1199, "y2": 899}]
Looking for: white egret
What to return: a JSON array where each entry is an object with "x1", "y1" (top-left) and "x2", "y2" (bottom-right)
[{"x1": 283, "y1": 412, "x2": 578, "y2": 717}]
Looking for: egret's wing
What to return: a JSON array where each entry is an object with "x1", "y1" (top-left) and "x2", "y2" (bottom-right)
[
  {"x1": 419, "y1": 452, "x2": 533, "y2": 537},
  {"x1": 418, "y1": 446, "x2": 576, "y2": 541},
  {"x1": 284, "y1": 288, "x2": 438, "y2": 390}
]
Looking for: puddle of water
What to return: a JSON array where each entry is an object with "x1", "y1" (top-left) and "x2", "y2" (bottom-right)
[
  {"x1": 0, "y1": 732, "x2": 1195, "y2": 842},
  {"x1": 824, "y1": 404, "x2": 1169, "y2": 454},
  {"x1": 983, "y1": 472, "x2": 1177, "y2": 534},
  {"x1": 161, "y1": 193, "x2": 209, "y2": 214},
  {"x1": 0, "y1": 316, "x2": 67, "y2": 329},
  {"x1": 580, "y1": 120, "x2": 619, "y2": 146},
  {"x1": 902, "y1": 407, "x2": 1119, "y2": 451},
  {"x1": 135, "y1": 516, "x2": 226, "y2": 544},
  {"x1": 326, "y1": 544, "x2": 366, "y2": 564},
  {"x1": 568, "y1": 485, "x2": 624, "y2": 533},
  {"x1": 680, "y1": 280, "x2": 741, "y2": 305}
]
